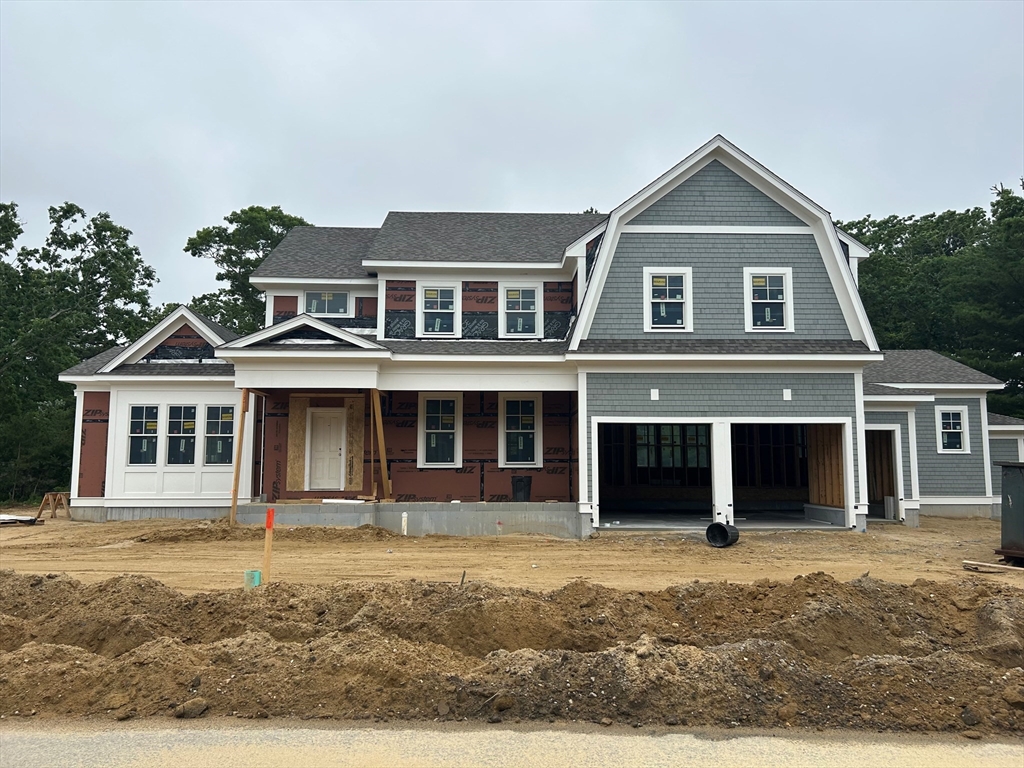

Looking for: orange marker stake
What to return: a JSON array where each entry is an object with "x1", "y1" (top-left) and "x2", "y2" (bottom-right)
[{"x1": 262, "y1": 507, "x2": 274, "y2": 585}]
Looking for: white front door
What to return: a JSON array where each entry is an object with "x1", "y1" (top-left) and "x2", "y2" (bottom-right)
[{"x1": 308, "y1": 409, "x2": 346, "y2": 490}]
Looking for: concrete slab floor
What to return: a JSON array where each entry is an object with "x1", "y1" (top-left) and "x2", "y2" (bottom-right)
[{"x1": 597, "y1": 510, "x2": 842, "y2": 532}]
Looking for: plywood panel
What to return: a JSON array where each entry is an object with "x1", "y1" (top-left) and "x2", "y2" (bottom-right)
[
  {"x1": 807, "y1": 424, "x2": 844, "y2": 509},
  {"x1": 263, "y1": 396, "x2": 289, "y2": 502},
  {"x1": 345, "y1": 396, "x2": 365, "y2": 491},
  {"x1": 287, "y1": 397, "x2": 309, "y2": 491}
]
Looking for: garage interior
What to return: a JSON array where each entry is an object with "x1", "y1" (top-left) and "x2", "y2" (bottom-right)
[{"x1": 596, "y1": 422, "x2": 846, "y2": 529}]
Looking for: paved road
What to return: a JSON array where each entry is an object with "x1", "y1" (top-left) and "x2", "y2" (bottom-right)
[{"x1": 0, "y1": 722, "x2": 1019, "y2": 768}]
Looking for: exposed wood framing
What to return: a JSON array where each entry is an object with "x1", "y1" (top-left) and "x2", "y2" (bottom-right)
[
  {"x1": 229, "y1": 388, "x2": 250, "y2": 526},
  {"x1": 371, "y1": 389, "x2": 392, "y2": 500},
  {"x1": 807, "y1": 424, "x2": 844, "y2": 509},
  {"x1": 866, "y1": 430, "x2": 895, "y2": 503}
]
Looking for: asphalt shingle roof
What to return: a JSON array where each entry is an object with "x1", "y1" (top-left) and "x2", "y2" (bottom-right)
[
  {"x1": 572, "y1": 339, "x2": 873, "y2": 355},
  {"x1": 112, "y1": 363, "x2": 235, "y2": 376},
  {"x1": 59, "y1": 346, "x2": 126, "y2": 376},
  {"x1": 189, "y1": 309, "x2": 241, "y2": 342},
  {"x1": 989, "y1": 412, "x2": 1024, "y2": 427},
  {"x1": 865, "y1": 350, "x2": 1002, "y2": 386},
  {"x1": 366, "y1": 212, "x2": 607, "y2": 264},
  {"x1": 251, "y1": 227, "x2": 377, "y2": 279},
  {"x1": 863, "y1": 383, "x2": 932, "y2": 397}
]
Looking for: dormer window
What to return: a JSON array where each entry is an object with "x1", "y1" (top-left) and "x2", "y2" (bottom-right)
[
  {"x1": 305, "y1": 291, "x2": 350, "y2": 316},
  {"x1": 416, "y1": 283, "x2": 462, "y2": 337},
  {"x1": 643, "y1": 267, "x2": 692, "y2": 333},
  {"x1": 498, "y1": 281, "x2": 544, "y2": 339}
]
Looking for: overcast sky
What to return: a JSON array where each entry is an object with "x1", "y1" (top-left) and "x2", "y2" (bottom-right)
[{"x1": 2, "y1": 1, "x2": 1022, "y2": 304}]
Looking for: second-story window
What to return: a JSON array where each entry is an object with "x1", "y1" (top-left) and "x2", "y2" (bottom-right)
[
  {"x1": 643, "y1": 267, "x2": 692, "y2": 332},
  {"x1": 417, "y1": 284, "x2": 461, "y2": 337},
  {"x1": 305, "y1": 291, "x2": 349, "y2": 316},
  {"x1": 744, "y1": 267, "x2": 793, "y2": 332},
  {"x1": 499, "y1": 282, "x2": 544, "y2": 338}
]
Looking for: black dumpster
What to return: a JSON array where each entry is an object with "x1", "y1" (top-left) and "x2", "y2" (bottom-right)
[
  {"x1": 511, "y1": 475, "x2": 533, "y2": 503},
  {"x1": 995, "y1": 462, "x2": 1024, "y2": 565}
]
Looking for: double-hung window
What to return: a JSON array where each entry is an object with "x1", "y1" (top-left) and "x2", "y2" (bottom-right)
[
  {"x1": 499, "y1": 393, "x2": 543, "y2": 468},
  {"x1": 643, "y1": 267, "x2": 693, "y2": 332},
  {"x1": 305, "y1": 291, "x2": 350, "y2": 316},
  {"x1": 498, "y1": 282, "x2": 543, "y2": 338},
  {"x1": 418, "y1": 393, "x2": 462, "y2": 467},
  {"x1": 417, "y1": 284, "x2": 460, "y2": 337},
  {"x1": 744, "y1": 267, "x2": 793, "y2": 332},
  {"x1": 167, "y1": 406, "x2": 197, "y2": 465},
  {"x1": 128, "y1": 406, "x2": 159, "y2": 465},
  {"x1": 205, "y1": 406, "x2": 235, "y2": 464},
  {"x1": 935, "y1": 406, "x2": 970, "y2": 453}
]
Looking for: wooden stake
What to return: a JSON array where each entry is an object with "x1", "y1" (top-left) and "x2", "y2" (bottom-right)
[
  {"x1": 371, "y1": 389, "x2": 392, "y2": 499},
  {"x1": 262, "y1": 507, "x2": 275, "y2": 583},
  {"x1": 368, "y1": 392, "x2": 378, "y2": 500},
  {"x1": 229, "y1": 388, "x2": 250, "y2": 527}
]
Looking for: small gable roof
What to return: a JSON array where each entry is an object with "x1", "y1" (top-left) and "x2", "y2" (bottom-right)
[
  {"x1": 365, "y1": 212, "x2": 607, "y2": 265},
  {"x1": 220, "y1": 313, "x2": 386, "y2": 350},
  {"x1": 989, "y1": 412, "x2": 1024, "y2": 427},
  {"x1": 865, "y1": 350, "x2": 1002, "y2": 386},
  {"x1": 251, "y1": 226, "x2": 378, "y2": 280}
]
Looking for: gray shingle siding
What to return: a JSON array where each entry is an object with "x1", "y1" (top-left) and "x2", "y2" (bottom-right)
[
  {"x1": 587, "y1": 233, "x2": 851, "y2": 340},
  {"x1": 864, "y1": 411, "x2": 913, "y2": 499},
  {"x1": 627, "y1": 160, "x2": 807, "y2": 227},
  {"x1": 991, "y1": 438, "x2": 1020, "y2": 499},
  {"x1": 585, "y1": 372, "x2": 858, "y2": 503},
  {"x1": 916, "y1": 398, "x2": 987, "y2": 497}
]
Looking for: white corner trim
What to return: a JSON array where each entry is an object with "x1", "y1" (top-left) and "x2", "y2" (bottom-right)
[
  {"x1": 578, "y1": 371, "x2": 589, "y2": 504},
  {"x1": 417, "y1": 392, "x2": 463, "y2": 469},
  {"x1": 934, "y1": 405, "x2": 971, "y2": 454},
  {"x1": 70, "y1": 389, "x2": 85, "y2": 498},
  {"x1": 642, "y1": 266, "x2": 693, "y2": 333},
  {"x1": 497, "y1": 392, "x2": 544, "y2": 468},
  {"x1": 415, "y1": 282, "x2": 463, "y2": 339},
  {"x1": 376, "y1": 278, "x2": 386, "y2": 341},
  {"x1": 743, "y1": 266, "x2": 794, "y2": 333},
  {"x1": 497, "y1": 281, "x2": 544, "y2": 340},
  {"x1": 980, "y1": 397, "x2": 993, "y2": 498}
]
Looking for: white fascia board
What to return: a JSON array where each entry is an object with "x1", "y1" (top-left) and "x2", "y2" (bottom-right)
[
  {"x1": 250, "y1": 277, "x2": 378, "y2": 289},
  {"x1": 621, "y1": 225, "x2": 813, "y2": 235},
  {"x1": 364, "y1": 260, "x2": 568, "y2": 271},
  {"x1": 99, "y1": 306, "x2": 228, "y2": 373},
  {"x1": 877, "y1": 383, "x2": 1002, "y2": 392},
  {"x1": 835, "y1": 227, "x2": 872, "y2": 260},
  {"x1": 919, "y1": 496, "x2": 995, "y2": 505},
  {"x1": 563, "y1": 220, "x2": 608, "y2": 258},
  {"x1": 989, "y1": 424, "x2": 1024, "y2": 433},
  {"x1": 567, "y1": 352, "x2": 884, "y2": 363},
  {"x1": 864, "y1": 394, "x2": 935, "y2": 403},
  {"x1": 222, "y1": 348, "x2": 391, "y2": 360},
  {"x1": 389, "y1": 354, "x2": 565, "y2": 363},
  {"x1": 570, "y1": 136, "x2": 877, "y2": 350},
  {"x1": 61, "y1": 375, "x2": 236, "y2": 386},
  {"x1": 577, "y1": 362, "x2": 870, "y2": 374},
  {"x1": 220, "y1": 314, "x2": 386, "y2": 350}
]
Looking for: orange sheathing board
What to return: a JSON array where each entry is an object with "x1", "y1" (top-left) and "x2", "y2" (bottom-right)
[
  {"x1": 385, "y1": 281, "x2": 416, "y2": 311},
  {"x1": 462, "y1": 282, "x2": 497, "y2": 311},
  {"x1": 79, "y1": 391, "x2": 110, "y2": 497},
  {"x1": 357, "y1": 297, "x2": 378, "y2": 318},
  {"x1": 391, "y1": 463, "x2": 479, "y2": 503},
  {"x1": 482, "y1": 464, "x2": 570, "y2": 502},
  {"x1": 155, "y1": 323, "x2": 207, "y2": 349},
  {"x1": 543, "y1": 282, "x2": 574, "y2": 312},
  {"x1": 274, "y1": 296, "x2": 298, "y2": 315},
  {"x1": 464, "y1": 416, "x2": 499, "y2": 459}
]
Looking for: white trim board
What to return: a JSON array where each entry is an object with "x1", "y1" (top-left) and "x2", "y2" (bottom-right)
[{"x1": 99, "y1": 305, "x2": 230, "y2": 373}]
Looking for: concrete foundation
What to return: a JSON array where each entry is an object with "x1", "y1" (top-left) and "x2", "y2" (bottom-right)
[
  {"x1": 70, "y1": 506, "x2": 226, "y2": 523},
  {"x1": 919, "y1": 503, "x2": 994, "y2": 519},
  {"x1": 803, "y1": 504, "x2": 846, "y2": 526},
  {"x1": 854, "y1": 513, "x2": 868, "y2": 533},
  {"x1": 903, "y1": 507, "x2": 920, "y2": 528}
]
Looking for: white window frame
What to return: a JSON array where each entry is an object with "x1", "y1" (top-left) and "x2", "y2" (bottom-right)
[
  {"x1": 417, "y1": 392, "x2": 463, "y2": 468},
  {"x1": 416, "y1": 283, "x2": 462, "y2": 338},
  {"x1": 498, "y1": 392, "x2": 544, "y2": 468},
  {"x1": 203, "y1": 405, "x2": 235, "y2": 466},
  {"x1": 166, "y1": 404, "x2": 198, "y2": 466},
  {"x1": 643, "y1": 266, "x2": 693, "y2": 333},
  {"x1": 127, "y1": 404, "x2": 160, "y2": 466},
  {"x1": 743, "y1": 266, "x2": 794, "y2": 333},
  {"x1": 303, "y1": 290, "x2": 353, "y2": 318},
  {"x1": 497, "y1": 281, "x2": 544, "y2": 339},
  {"x1": 935, "y1": 406, "x2": 970, "y2": 454}
]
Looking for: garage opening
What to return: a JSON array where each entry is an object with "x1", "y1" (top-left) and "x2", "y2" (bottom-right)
[{"x1": 597, "y1": 422, "x2": 845, "y2": 528}]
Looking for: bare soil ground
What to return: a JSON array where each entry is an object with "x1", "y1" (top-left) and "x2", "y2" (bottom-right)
[{"x1": 1, "y1": 512, "x2": 1022, "y2": 736}]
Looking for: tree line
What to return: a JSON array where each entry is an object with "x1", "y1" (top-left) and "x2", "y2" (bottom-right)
[{"x1": 1, "y1": 187, "x2": 1021, "y2": 502}]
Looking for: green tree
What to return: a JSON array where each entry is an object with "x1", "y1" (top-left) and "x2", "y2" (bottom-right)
[
  {"x1": 0, "y1": 202, "x2": 157, "y2": 501},
  {"x1": 840, "y1": 184, "x2": 1024, "y2": 418},
  {"x1": 185, "y1": 205, "x2": 309, "y2": 334}
]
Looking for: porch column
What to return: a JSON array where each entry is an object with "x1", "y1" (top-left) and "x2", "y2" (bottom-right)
[{"x1": 711, "y1": 421, "x2": 734, "y2": 525}]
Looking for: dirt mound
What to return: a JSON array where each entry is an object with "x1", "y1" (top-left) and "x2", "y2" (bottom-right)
[
  {"x1": 134, "y1": 521, "x2": 399, "y2": 544},
  {"x1": 1, "y1": 570, "x2": 1021, "y2": 734}
]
